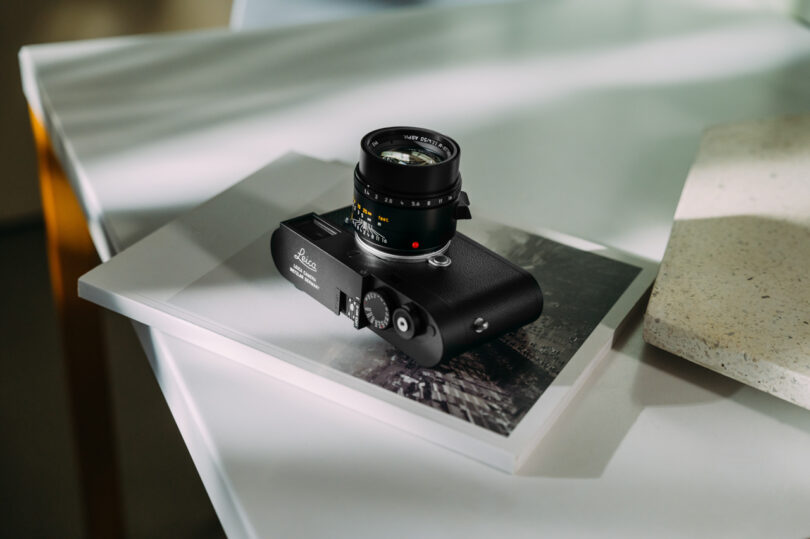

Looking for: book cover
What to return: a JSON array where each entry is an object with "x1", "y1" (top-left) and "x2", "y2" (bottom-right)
[{"x1": 79, "y1": 153, "x2": 656, "y2": 472}]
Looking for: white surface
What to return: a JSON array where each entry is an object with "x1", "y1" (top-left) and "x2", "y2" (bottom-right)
[
  {"x1": 78, "y1": 154, "x2": 656, "y2": 472},
  {"x1": 20, "y1": 0, "x2": 810, "y2": 536}
]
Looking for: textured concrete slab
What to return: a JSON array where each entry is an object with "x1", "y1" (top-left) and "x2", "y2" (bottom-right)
[{"x1": 644, "y1": 115, "x2": 810, "y2": 409}]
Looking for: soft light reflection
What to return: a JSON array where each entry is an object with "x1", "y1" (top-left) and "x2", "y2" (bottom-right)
[
  {"x1": 170, "y1": 277, "x2": 359, "y2": 347},
  {"x1": 27, "y1": 4, "x2": 810, "y2": 263},
  {"x1": 83, "y1": 18, "x2": 807, "y2": 237},
  {"x1": 674, "y1": 136, "x2": 810, "y2": 222}
]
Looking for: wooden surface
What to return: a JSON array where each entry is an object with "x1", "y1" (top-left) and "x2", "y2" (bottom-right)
[{"x1": 29, "y1": 109, "x2": 124, "y2": 539}]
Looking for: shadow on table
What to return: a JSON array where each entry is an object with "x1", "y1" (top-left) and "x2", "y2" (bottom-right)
[{"x1": 518, "y1": 312, "x2": 741, "y2": 478}]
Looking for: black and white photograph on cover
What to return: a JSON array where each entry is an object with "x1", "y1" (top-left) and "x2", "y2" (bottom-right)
[{"x1": 321, "y1": 220, "x2": 642, "y2": 436}]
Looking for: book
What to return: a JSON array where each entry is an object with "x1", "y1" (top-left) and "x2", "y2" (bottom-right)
[{"x1": 79, "y1": 153, "x2": 656, "y2": 472}]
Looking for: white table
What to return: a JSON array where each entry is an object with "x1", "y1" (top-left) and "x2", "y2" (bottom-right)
[{"x1": 21, "y1": 1, "x2": 810, "y2": 537}]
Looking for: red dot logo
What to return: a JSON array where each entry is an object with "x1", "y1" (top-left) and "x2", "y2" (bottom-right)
[{"x1": 411, "y1": 241, "x2": 420, "y2": 249}]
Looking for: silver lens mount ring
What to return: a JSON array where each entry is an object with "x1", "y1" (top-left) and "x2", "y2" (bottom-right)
[{"x1": 355, "y1": 234, "x2": 450, "y2": 263}]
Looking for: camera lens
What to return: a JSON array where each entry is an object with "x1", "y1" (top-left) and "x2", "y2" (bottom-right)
[
  {"x1": 352, "y1": 127, "x2": 471, "y2": 260},
  {"x1": 378, "y1": 146, "x2": 443, "y2": 166}
]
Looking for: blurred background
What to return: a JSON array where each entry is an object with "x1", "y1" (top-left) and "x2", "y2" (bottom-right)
[
  {"x1": 1, "y1": 2, "x2": 231, "y2": 538},
  {"x1": 3, "y1": 0, "x2": 809, "y2": 226},
  {"x1": 1, "y1": 0, "x2": 809, "y2": 538},
  {"x1": 1, "y1": 0, "x2": 231, "y2": 225}
]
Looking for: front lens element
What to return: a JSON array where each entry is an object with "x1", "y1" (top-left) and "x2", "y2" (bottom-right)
[{"x1": 379, "y1": 147, "x2": 443, "y2": 166}]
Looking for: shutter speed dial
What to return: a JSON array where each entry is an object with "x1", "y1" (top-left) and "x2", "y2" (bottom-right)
[{"x1": 362, "y1": 289, "x2": 393, "y2": 330}]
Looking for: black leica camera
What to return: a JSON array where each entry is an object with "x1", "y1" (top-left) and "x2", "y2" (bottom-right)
[{"x1": 271, "y1": 127, "x2": 543, "y2": 367}]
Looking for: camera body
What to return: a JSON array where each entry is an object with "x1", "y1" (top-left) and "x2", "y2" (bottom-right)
[
  {"x1": 270, "y1": 207, "x2": 543, "y2": 367},
  {"x1": 271, "y1": 126, "x2": 542, "y2": 367}
]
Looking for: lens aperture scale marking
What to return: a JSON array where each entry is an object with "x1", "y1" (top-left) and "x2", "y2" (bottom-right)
[{"x1": 359, "y1": 181, "x2": 459, "y2": 209}]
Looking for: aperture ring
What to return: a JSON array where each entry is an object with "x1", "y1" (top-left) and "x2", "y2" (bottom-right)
[{"x1": 356, "y1": 180, "x2": 461, "y2": 209}]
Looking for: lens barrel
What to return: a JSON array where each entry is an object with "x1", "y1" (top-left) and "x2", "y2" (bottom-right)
[{"x1": 352, "y1": 127, "x2": 471, "y2": 259}]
